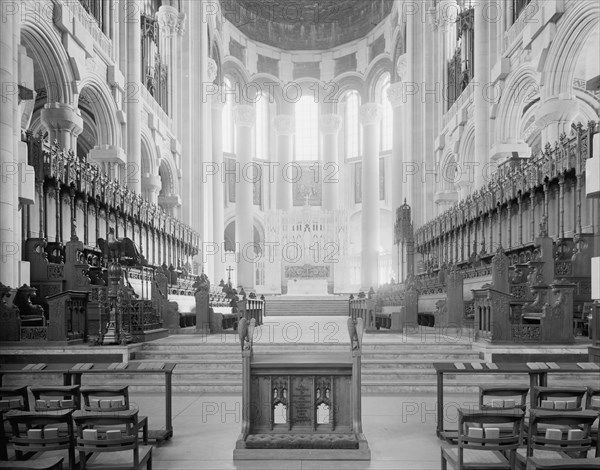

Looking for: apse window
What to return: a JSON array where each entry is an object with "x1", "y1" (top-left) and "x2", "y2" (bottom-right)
[
  {"x1": 222, "y1": 77, "x2": 235, "y2": 154},
  {"x1": 255, "y1": 92, "x2": 270, "y2": 160},
  {"x1": 344, "y1": 91, "x2": 362, "y2": 159},
  {"x1": 294, "y1": 95, "x2": 319, "y2": 161}
]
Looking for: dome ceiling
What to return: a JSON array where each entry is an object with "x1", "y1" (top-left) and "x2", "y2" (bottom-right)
[{"x1": 220, "y1": 0, "x2": 394, "y2": 50}]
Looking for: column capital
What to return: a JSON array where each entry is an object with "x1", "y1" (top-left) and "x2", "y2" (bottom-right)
[
  {"x1": 207, "y1": 57, "x2": 218, "y2": 83},
  {"x1": 273, "y1": 115, "x2": 296, "y2": 135},
  {"x1": 156, "y1": 5, "x2": 186, "y2": 37},
  {"x1": 359, "y1": 103, "x2": 382, "y2": 126},
  {"x1": 319, "y1": 114, "x2": 342, "y2": 135},
  {"x1": 387, "y1": 82, "x2": 406, "y2": 108},
  {"x1": 40, "y1": 102, "x2": 83, "y2": 137},
  {"x1": 233, "y1": 105, "x2": 256, "y2": 128}
]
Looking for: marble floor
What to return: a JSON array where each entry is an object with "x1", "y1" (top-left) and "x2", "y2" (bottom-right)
[{"x1": 130, "y1": 391, "x2": 471, "y2": 470}]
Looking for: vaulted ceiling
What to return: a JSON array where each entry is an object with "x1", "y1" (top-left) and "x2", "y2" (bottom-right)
[{"x1": 220, "y1": 0, "x2": 394, "y2": 50}]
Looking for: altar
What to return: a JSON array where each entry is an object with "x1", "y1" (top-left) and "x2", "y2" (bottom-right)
[{"x1": 286, "y1": 279, "x2": 329, "y2": 296}]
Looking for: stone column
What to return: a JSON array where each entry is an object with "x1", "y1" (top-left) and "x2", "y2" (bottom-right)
[
  {"x1": 40, "y1": 103, "x2": 83, "y2": 151},
  {"x1": 211, "y1": 90, "x2": 225, "y2": 281},
  {"x1": 319, "y1": 114, "x2": 342, "y2": 211},
  {"x1": 359, "y1": 103, "x2": 382, "y2": 289},
  {"x1": 126, "y1": 0, "x2": 141, "y2": 193},
  {"x1": 0, "y1": 9, "x2": 16, "y2": 286},
  {"x1": 234, "y1": 105, "x2": 256, "y2": 291},
  {"x1": 273, "y1": 115, "x2": 295, "y2": 211},
  {"x1": 142, "y1": 174, "x2": 162, "y2": 204},
  {"x1": 473, "y1": 1, "x2": 490, "y2": 189}
]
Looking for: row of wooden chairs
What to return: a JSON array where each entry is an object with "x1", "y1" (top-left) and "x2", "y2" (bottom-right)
[
  {"x1": 441, "y1": 384, "x2": 600, "y2": 470},
  {"x1": 1, "y1": 408, "x2": 152, "y2": 470},
  {"x1": 1, "y1": 385, "x2": 151, "y2": 470},
  {"x1": 441, "y1": 408, "x2": 600, "y2": 470}
]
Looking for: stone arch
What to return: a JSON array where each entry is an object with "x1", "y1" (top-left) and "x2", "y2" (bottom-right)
[
  {"x1": 21, "y1": 20, "x2": 75, "y2": 106},
  {"x1": 76, "y1": 76, "x2": 122, "y2": 149},
  {"x1": 222, "y1": 58, "x2": 250, "y2": 87},
  {"x1": 391, "y1": 23, "x2": 407, "y2": 83},
  {"x1": 158, "y1": 152, "x2": 179, "y2": 197},
  {"x1": 140, "y1": 130, "x2": 158, "y2": 177},
  {"x1": 456, "y1": 120, "x2": 475, "y2": 196},
  {"x1": 541, "y1": 0, "x2": 600, "y2": 100},
  {"x1": 365, "y1": 55, "x2": 393, "y2": 102},
  {"x1": 223, "y1": 220, "x2": 263, "y2": 252},
  {"x1": 495, "y1": 65, "x2": 540, "y2": 143},
  {"x1": 329, "y1": 73, "x2": 366, "y2": 111}
]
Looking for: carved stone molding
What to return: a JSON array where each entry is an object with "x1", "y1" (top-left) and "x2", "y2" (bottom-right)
[
  {"x1": 207, "y1": 58, "x2": 218, "y2": 83},
  {"x1": 387, "y1": 82, "x2": 405, "y2": 108},
  {"x1": 233, "y1": 105, "x2": 256, "y2": 128},
  {"x1": 358, "y1": 103, "x2": 382, "y2": 126},
  {"x1": 273, "y1": 115, "x2": 296, "y2": 135},
  {"x1": 396, "y1": 54, "x2": 408, "y2": 82},
  {"x1": 319, "y1": 114, "x2": 342, "y2": 135},
  {"x1": 156, "y1": 5, "x2": 186, "y2": 37}
]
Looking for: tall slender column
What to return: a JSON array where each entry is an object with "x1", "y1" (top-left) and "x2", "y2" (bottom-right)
[
  {"x1": 211, "y1": 91, "x2": 225, "y2": 281},
  {"x1": 273, "y1": 115, "x2": 295, "y2": 211},
  {"x1": 0, "y1": 10, "x2": 16, "y2": 285},
  {"x1": 473, "y1": 2, "x2": 490, "y2": 188},
  {"x1": 319, "y1": 114, "x2": 342, "y2": 211},
  {"x1": 359, "y1": 103, "x2": 382, "y2": 289},
  {"x1": 234, "y1": 105, "x2": 256, "y2": 290},
  {"x1": 388, "y1": 81, "x2": 405, "y2": 280},
  {"x1": 126, "y1": 0, "x2": 141, "y2": 192}
]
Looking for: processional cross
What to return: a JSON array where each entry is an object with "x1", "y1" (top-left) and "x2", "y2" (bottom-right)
[{"x1": 226, "y1": 265, "x2": 234, "y2": 283}]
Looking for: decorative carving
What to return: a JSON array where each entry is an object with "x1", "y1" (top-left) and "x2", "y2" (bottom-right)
[
  {"x1": 284, "y1": 265, "x2": 330, "y2": 279},
  {"x1": 207, "y1": 57, "x2": 218, "y2": 82},
  {"x1": 233, "y1": 105, "x2": 256, "y2": 128},
  {"x1": 273, "y1": 115, "x2": 296, "y2": 135},
  {"x1": 358, "y1": 103, "x2": 382, "y2": 126},
  {"x1": 156, "y1": 5, "x2": 185, "y2": 37},
  {"x1": 319, "y1": 114, "x2": 342, "y2": 135}
]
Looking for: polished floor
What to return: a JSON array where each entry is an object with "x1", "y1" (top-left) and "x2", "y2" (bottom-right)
[{"x1": 132, "y1": 391, "x2": 457, "y2": 470}]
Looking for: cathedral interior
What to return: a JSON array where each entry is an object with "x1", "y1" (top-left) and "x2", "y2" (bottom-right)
[{"x1": 0, "y1": 0, "x2": 599, "y2": 469}]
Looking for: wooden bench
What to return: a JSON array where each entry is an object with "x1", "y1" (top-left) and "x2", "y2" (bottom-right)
[
  {"x1": 72, "y1": 410, "x2": 152, "y2": 470},
  {"x1": 30, "y1": 386, "x2": 80, "y2": 412},
  {"x1": 525, "y1": 457, "x2": 600, "y2": 469},
  {"x1": 234, "y1": 317, "x2": 370, "y2": 460}
]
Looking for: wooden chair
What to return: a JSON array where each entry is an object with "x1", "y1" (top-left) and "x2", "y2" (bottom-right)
[
  {"x1": 525, "y1": 456, "x2": 600, "y2": 469},
  {"x1": 516, "y1": 410, "x2": 599, "y2": 469},
  {"x1": 531, "y1": 387, "x2": 588, "y2": 411},
  {"x1": 0, "y1": 456, "x2": 65, "y2": 469},
  {"x1": 5, "y1": 410, "x2": 75, "y2": 470},
  {"x1": 80, "y1": 386, "x2": 148, "y2": 444},
  {"x1": 1, "y1": 387, "x2": 30, "y2": 461},
  {"x1": 30, "y1": 386, "x2": 80, "y2": 412},
  {"x1": 73, "y1": 409, "x2": 152, "y2": 470},
  {"x1": 440, "y1": 408, "x2": 524, "y2": 470}
]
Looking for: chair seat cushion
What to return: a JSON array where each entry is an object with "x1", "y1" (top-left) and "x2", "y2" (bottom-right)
[
  {"x1": 442, "y1": 446, "x2": 510, "y2": 469},
  {"x1": 84, "y1": 445, "x2": 152, "y2": 469}
]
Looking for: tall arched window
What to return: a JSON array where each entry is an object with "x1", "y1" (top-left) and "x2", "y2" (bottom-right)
[
  {"x1": 294, "y1": 95, "x2": 319, "y2": 161},
  {"x1": 222, "y1": 77, "x2": 234, "y2": 154},
  {"x1": 255, "y1": 91, "x2": 270, "y2": 160},
  {"x1": 344, "y1": 91, "x2": 361, "y2": 159},
  {"x1": 377, "y1": 73, "x2": 393, "y2": 152}
]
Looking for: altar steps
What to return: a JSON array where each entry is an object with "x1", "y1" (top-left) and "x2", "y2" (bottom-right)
[{"x1": 264, "y1": 296, "x2": 349, "y2": 316}]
